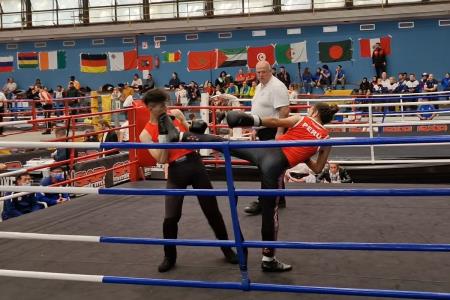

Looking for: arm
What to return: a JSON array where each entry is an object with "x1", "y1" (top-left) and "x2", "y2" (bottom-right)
[
  {"x1": 139, "y1": 130, "x2": 169, "y2": 164},
  {"x1": 305, "y1": 146, "x2": 332, "y2": 174},
  {"x1": 261, "y1": 115, "x2": 301, "y2": 129},
  {"x1": 340, "y1": 168, "x2": 353, "y2": 183},
  {"x1": 276, "y1": 106, "x2": 290, "y2": 136}
]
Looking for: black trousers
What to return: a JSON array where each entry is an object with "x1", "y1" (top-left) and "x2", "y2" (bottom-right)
[
  {"x1": 375, "y1": 64, "x2": 386, "y2": 78},
  {"x1": 42, "y1": 103, "x2": 53, "y2": 131},
  {"x1": 187, "y1": 133, "x2": 290, "y2": 257},
  {"x1": 163, "y1": 152, "x2": 230, "y2": 259}
]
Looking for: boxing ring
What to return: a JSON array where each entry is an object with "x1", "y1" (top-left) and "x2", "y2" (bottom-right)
[{"x1": 1, "y1": 136, "x2": 450, "y2": 299}]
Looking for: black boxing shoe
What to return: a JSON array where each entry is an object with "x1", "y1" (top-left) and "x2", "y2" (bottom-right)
[
  {"x1": 261, "y1": 258, "x2": 292, "y2": 272},
  {"x1": 244, "y1": 201, "x2": 261, "y2": 215},
  {"x1": 158, "y1": 257, "x2": 176, "y2": 273},
  {"x1": 221, "y1": 247, "x2": 238, "y2": 264},
  {"x1": 158, "y1": 113, "x2": 180, "y2": 143}
]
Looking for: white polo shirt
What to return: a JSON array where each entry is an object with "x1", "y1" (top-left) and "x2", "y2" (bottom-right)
[{"x1": 251, "y1": 75, "x2": 289, "y2": 118}]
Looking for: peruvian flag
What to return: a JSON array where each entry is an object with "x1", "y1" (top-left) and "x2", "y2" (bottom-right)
[
  {"x1": 359, "y1": 36, "x2": 391, "y2": 58},
  {"x1": 108, "y1": 49, "x2": 137, "y2": 71},
  {"x1": 247, "y1": 45, "x2": 275, "y2": 68}
]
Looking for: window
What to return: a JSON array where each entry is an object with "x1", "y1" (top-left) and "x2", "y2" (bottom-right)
[
  {"x1": 63, "y1": 40, "x2": 76, "y2": 47},
  {"x1": 35, "y1": 41, "x2": 47, "y2": 48},
  {"x1": 178, "y1": 1, "x2": 205, "y2": 18},
  {"x1": 281, "y1": 0, "x2": 311, "y2": 11},
  {"x1": 218, "y1": 32, "x2": 232, "y2": 39},
  {"x1": 185, "y1": 33, "x2": 198, "y2": 40},
  {"x1": 1, "y1": 0, "x2": 23, "y2": 28},
  {"x1": 388, "y1": 0, "x2": 421, "y2": 3},
  {"x1": 314, "y1": 0, "x2": 345, "y2": 9},
  {"x1": 353, "y1": 0, "x2": 385, "y2": 5},
  {"x1": 89, "y1": 0, "x2": 115, "y2": 23},
  {"x1": 31, "y1": 0, "x2": 57, "y2": 26},
  {"x1": 58, "y1": 0, "x2": 82, "y2": 25},
  {"x1": 150, "y1": 0, "x2": 177, "y2": 19},
  {"x1": 213, "y1": 0, "x2": 243, "y2": 15},
  {"x1": 360, "y1": 24, "x2": 375, "y2": 31},
  {"x1": 244, "y1": 0, "x2": 273, "y2": 14},
  {"x1": 117, "y1": 0, "x2": 143, "y2": 21}
]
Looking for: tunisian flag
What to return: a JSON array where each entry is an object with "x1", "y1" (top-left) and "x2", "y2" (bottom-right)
[
  {"x1": 187, "y1": 50, "x2": 217, "y2": 71},
  {"x1": 247, "y1": 45, "x2": 275, "y2": 68},
  {"x1": 359, "y1": 36, "x2": 391, "y2": 58}
]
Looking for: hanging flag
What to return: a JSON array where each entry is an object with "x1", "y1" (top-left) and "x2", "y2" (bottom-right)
[
  {"x1": 109, "y1": 49, "x2": 137, "y2": 71},
  {"x1": 247, "y1": 45, "x2": 275, "y2": 68},
  {"x1": 80, "y1": 53, "x2": 107, "y2": 73},
  {"x1": 39, "y1": 51, "x2": 66, "y2": 70},
  {"x1": 187, "y1": 50, "x2": 217, "y2": 71},
  {"x1": 275, "y1": 41, "x2": 308, "y2": 64},
  {"x1": 0, "y1": 56, "x2": 14, "y2": 73},
  {"x1": 318, "y1": 39, "x2": 352, "y2": 63},
  {"x1": 17, "y1": 52, "x2": 39, "y2": 69},
  {"x1": 162, "y1": 51, "x2": 181, "y2": 63},
  {"x1": 359, "y1": 36, "x2": 391, "y2": 58},
  {"x1": 137, "y1": 55, "x2": 153, "y2": 71},
  {"x1": 217, "y1": 48, "x2": 247, "y2": 68}
]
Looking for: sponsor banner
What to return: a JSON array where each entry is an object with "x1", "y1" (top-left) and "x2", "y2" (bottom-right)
[{"x1": 0, "y1": 150, "x2": 53, "y2": 168}]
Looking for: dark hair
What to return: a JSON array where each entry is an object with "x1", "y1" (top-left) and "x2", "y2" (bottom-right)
[
  {"x1": 314, "y1": 103, "x2": 339, "y2": 124},
  {"x1": 143, "y1": 88, "x2": 170, "y2": 106},
  {"x1": 15, "y1": 173, "x2": 30, "y2": 185}
]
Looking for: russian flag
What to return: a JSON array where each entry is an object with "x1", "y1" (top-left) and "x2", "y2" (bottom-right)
[
  {"x1": 359, "y1": 36, "x2": 391, "y2": 58},
  {"x1": 0, "y1": 56, "x2": 14, "y2": 72}
]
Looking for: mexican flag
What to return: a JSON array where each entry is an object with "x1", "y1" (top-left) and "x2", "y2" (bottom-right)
[
  {"x1": 318, "y1": 39, "x2": 352, "y2": 63},
  {"x1": 108, "y1": 49, "x2": 137, "y2": 71},
  {"x1": 275, "y1": 41, "x2": 308, "y2": 64},
  {"x1": 217, "y1": 48, "x2": 247, "y2": 67},
  {"x1": 359, "y1": 36, "x2": 391, "y2": 58},
  {"x1": 39, "y1": 51, "x2": 66, "y2": 70}
]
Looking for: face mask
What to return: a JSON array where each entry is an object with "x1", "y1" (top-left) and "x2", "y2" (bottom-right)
[{"x1": 51, "y1": 173, "x2": 64, "y2": 181}]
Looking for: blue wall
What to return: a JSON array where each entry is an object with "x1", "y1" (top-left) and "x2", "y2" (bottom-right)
[{"x1": 1, "y1": 18, "x2": 449, "y2": 91}]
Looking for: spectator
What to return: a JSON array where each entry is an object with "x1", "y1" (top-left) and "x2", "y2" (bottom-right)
[
  {"x1": 271, "y1": 67, "x2": 277, "y2": 76},
  {"x1": 277, "y1": 66, "x2": 291, "y2": 88},
  {"x1": 302, "y1": 67, "x2": 313, "y2": 94},
  {"x1": 406, "y1": 74, "x2": 420, "y2": 93},
  {"x1": 36, "y1": 167, "x2": 70, "y2": 207},
  {"x1": 99, "y1": 119, "x2": 119, "y2": 156},
  {"x1": 2, "y1": 173, "x2": 43, "y2": 221},
  {"x1": 0, "y1": 90, "x2": 5, "y2": 135},
  {"x1": 187, "y1": 81, "x2": 201, "y2": 103},
  {"x1": 2, "y1": 77, "x2": 17, "y2": 100},
  {"x1": 119, "y1": 120, "x2": 129, "y2": 142},
  {"x1": 225, "y1": 82, "x2": 239, "y2": 97},
  {"x1": 175, "y1": 84, "x2": 189, "y2": 106},
  {"x1": 215, "y1": 71, "x2": 229, "y2": 88},
  {"x1": 371, "y1": 78, "x2": 383, "y2": 94},
  {"x1": 380, "y1": 71, "x2": 390, "y2": 89},
  {"x1": 239, "y1": 81, "x2": 250, "y2": 99},
  {"x1": 203, "y1": 80, "x2": 215, "y2": 96},
  {"x1": 441, "y1": 72, "x2": 450, "y2": 91},
  {"x1": 359, "y1": 77, "x2": 370, "y2": 95},
  {"x1": 131, "y1": 73, "x2": 143, "y2": 89},
  {"x1": 168, "y1": 72, "x2": 181, "y2": 89},
  {"x1": 320, "y1": 65, "x2": 332, "y2": 88},
  {"x1": 424, "y1": 74, "x2": 438, "y2": 93},
  {"x1": 51, "y1": 127, "x2": 71, "y2": 162},
  {"x1": 288, "y1": 84, "x2": 298, "y2": 101},
  {"x1": 419, "y1": 73, "x2": 429, "y2": 92},
  {"x1": 387, "y1": 77, "x2": 397, "y2": 93},
  {"x1": 235, "y1": 68, "x2": 246, "y2": 88},
  {"x1": 40, "y1": 87, "x2": 54, "y2": 135},
  {"x1": 372, "y1": 42, "x2": 387, "y2": 78},
  {"x1": 84, "y1": 129, "x2": 99, "y2": 142},
  {"x1": 284, "y1": 163, "x2": 316, "y2": 184},
  {"x1": 245, "y1": 68, "x2": 257, "y2": 84},
  {"x1": 393, "y1": 73, "x2": 407, "y2": 93},
  {"x1": 68, "y1": 76, "x2": 80, "y2": 90},
  {"x1": 53, "y1": 85, "x2": 65, "y2": 117},
  {"x1": 417, "y1": 98, "x2": 436, "y2": 120},
  {"x1": 317, "y1": 163, "x2": 352, "y2": 183},
  {"x1": 333, "y1": 65, "x2": 346, "y2": 89},
  {"x1": 248, "y1": 81, "x2": 257, "y2": 98},
  {"x1": 66, "y1": 81, "x2": 81, "y2": 115},
  {"x1": 312, "y1": 67, "x2": 322, "y2": 88},
  {"x1": 145, "y1": 73, "x2": 155, "y2": 90}
]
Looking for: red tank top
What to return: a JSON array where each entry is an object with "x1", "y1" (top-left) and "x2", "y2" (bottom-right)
[
  {"x1": 143, "y1": 117, "x2": 192, "y2": 163},
  {"x1": 276, "y1": 116, "x2": 329, "y2": 167}
]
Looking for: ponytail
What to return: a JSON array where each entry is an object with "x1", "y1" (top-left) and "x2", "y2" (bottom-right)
[{"x1": 315, "y1": 103, "x2": 339, "y2": 124}]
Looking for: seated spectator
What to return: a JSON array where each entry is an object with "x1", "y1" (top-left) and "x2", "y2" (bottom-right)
[
  {"x1": 245, "y1": 68, "x2": 256, "y2": 84},
  {"x1": 2, "y1": 77, "x2": 17, "y2": 100},
  {"x1": 225, "y1": 82, "x2": 239, "y2": 97},
  {"x1": 302, "y1": 67, "x2": 313, "y2": 94},
  {"x1": 121, "y1": 82, "x2": 134, "y2": 100},
  {"x1": 175, "y1": 84, "x2": 189, "y2": 106},
  {"x1": 417, "y1": 98, "x2": 436, "y2": 120},
  {"x1": 122, "y1": 87, "x2": 135, "y2": 108},
  {"x1": 131, "y1": 73, "x2": 143, "y2": 89},
  {"x1": 203, "y1": 80, "x2": 215, "y2": 96},
  {"x1": 288, "y1": 84, "x2": 298, "y2": 101},
  {"x1": 277, "y1": 66, "x2": 291, "y2": 88},
  {"x1": 68, "y1": 75, "x2": 80, "y2": 90},
  {"x1": 187, "y1": 81, "x2": 201, "y2": 103},
  {"x1": 36, "y1": 167, "x2": 70, "y2": 206},
  {"x1": 317, "y1": 163, "x2": 353, "y2": 183},
  {"x1": 386, "y1": 77, "x2": 397, "y2": 93},
  {"x1": 332, "y1": 65, "x2": 346, "y2": 89},
  {"x1": 145, "y1": 73, "x2": 155, "y2": 90},
  {"x1": 2, "y1": 173, "x2": 44, "y2": 221},
  {"x1": 371, "y1": 78, "x2": 383, "y2": 94},
  {"x1": 248, "y1": 81, "x2": 257, "y2": 98},
  {"x1": 215, "y1": 71, "x2": 232, "y2": 88},
  {"x1": 239, "y1": 81, "x2": 250, "y2": 99},
  {"x1": 284, "y1": 163, "x2": 316, "y2": 184},
  {"x1": 406, "y1": 74, "x2": 420, "y2": 93},
  {"x1": 380, "y1": 72, "x2": 390, "y2": 89},
  {"x1": 168, "y1": 72, "x2": 181, "y2": 90},
  {"x1": 320, "y1": 65, "x2": 332, "y2": 88},
  {"x1": 419, "y1": 73, "x2": 429, "y2": 91},
  {"x1": 271, "y1": 67, "x2": 277, "y2": 76},
  {"x1": 359, "y1": 77, "x2": 370, "y2": 95},
  {"x1": 84, "y1": 129, "x2": 99, "y2": 142},
  {"x1": 66, "y1": 81, "x2": 81, "y2": 115},
  {"x1": 441, "y1": 72, "x2": 450, "y2": 91},
  {"x1": 311, "y1": 67, "x2": 322, "y2": 88},
  {"x1": 393, "y1": 73, "x2": 407, "y2": 93},
  {"x1": 51, "y1": 127, "x2": 73, "y2": 162},
  {"x1": 99, "y1": 119, "x2": 119, "y2": 156},
  {"x1": 235, "y1": 69, "x2": 246, "y2": 88}
]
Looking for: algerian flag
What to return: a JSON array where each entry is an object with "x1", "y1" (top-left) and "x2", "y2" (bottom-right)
[
  {"x1": 275, "y1": 41, "x2": 308, "y2": 64},
  {"x1": 217, "y1": 48, "x2": 247, "y2": 68}
]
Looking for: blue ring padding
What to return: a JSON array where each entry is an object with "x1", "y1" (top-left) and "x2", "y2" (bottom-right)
[
  {"x1": 102, "y1": 276, "x2": 450, "y2": 299},
  {"x1": 98, "y1": 236, "x2": 450, "y2": 252},
  {"x1": 354, "y1": 92, "x2": 450, "y2": 102},
  {"x1": 98, "y1": 188, "x2": 450, "y2": 197},
  {"x1": 100, "y1": 135, "x2": 450, "y2": 150}
]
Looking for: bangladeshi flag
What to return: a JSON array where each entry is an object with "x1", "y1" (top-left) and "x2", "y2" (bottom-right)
[
  {"x1": 247, "y1": 45, "x2": 275, "y2": 68},
  {"x1": 187, "y1": 50, "x2": 217, "y2": 71},
  {"x1": 318, "y1": 39, "x2": 352, "y2": 63}
]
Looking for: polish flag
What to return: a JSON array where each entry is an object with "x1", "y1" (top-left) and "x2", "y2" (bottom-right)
[{"x1": 359, "y1": 36, "x2": 391, "y2": 58}]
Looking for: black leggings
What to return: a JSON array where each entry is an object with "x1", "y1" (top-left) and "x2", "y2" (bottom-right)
[
  {"x1": 185, "y1": 133, "x2": 290, "y2": 257},
  {"x1": 163, "y1": 152, "x2": 231, "y2": 259}
]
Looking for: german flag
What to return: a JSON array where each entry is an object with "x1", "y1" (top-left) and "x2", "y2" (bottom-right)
[
  {"x1": 80, "y1": 53, "x2": 107, "y2": 73},
  {"x1": 18, "y1": 52, "x2": 39, "y2": 69}
]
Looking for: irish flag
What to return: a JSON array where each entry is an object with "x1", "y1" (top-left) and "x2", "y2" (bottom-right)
[
  {"x1": 162, "y1": 51, "x2": 181, "y2": 63},
  {"x1": 275, "y1": 41, "x2": 308, "y2": 64},
  {"x1": 39, "y1": 51, "x2": 66, "y2": 70},
  {"x1": 359, "y1": 36, "x2": 391, "y2": 58},
  {"x1": 108, "y1": 49, "x2": 137, "y2": 71}
]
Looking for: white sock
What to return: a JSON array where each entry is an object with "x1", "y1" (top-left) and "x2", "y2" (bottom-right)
[
  {"x1": 179, "y1": 132, "x2": 184, "y2": 142},
  {"x1": 262, "y1": 255, "x2": 274, "y2": 262}
]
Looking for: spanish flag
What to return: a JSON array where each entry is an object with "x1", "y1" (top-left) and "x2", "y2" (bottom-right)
[
  {"x1": 80, "y1": 53, "x2": 107, "y2": 73},
  {"x1": 18, "y1": 52, "x2": 39, "y2": 69}
]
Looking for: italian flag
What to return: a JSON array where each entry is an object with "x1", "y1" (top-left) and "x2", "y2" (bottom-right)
[
  {"x1": 275, "y1": 41, "x2": 308, "y2": 64},
  {"x1": 39, "y1": 51, "x2": 66, "y2": 70},
  {"x1": 359, "y1": 36, "x2": 391, "y2": 58}
]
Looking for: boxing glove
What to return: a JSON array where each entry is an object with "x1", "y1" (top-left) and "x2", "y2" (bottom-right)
[
  {"x1": 226, "y1": 111, "x2": 261, "y2": 128},
  {"x1": 189, "y1": 120, "x2": 208, "y2": 134},
  {"x1": 158, "y1": 113, "x2": 180, "y2": 143}
]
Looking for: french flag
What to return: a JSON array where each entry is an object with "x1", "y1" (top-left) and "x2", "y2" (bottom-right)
[
  {"x1": 359, "y1": 36, "x2": 391, "y2": 58},
  {"x1": 0, "y1": 56, "x2": 14, "y2": 72}
]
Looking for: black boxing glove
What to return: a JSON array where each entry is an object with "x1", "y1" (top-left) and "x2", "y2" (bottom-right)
[
  {"x1": 158, "y1": 113, "x2": 180, "y2": 143},
  {"x1": 189, "y1": 120, "x2": 208, "y2": 134},
  {"x1": 226, "y1": 111, "x2": 261, "y2": 128}
]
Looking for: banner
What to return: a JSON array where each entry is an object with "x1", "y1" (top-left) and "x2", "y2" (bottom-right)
[
  {"x1": 80, "y1": 53, "x2": 107, "y2": 73},
  {"x1": 187, "y1": 50, "x2": 217, "y2": 71},
  {"x1": 318, "y1": 39, "x2": 352, "y2": 62},
  {"x1": 39, "y1": 51, "x2": 66, "y2": 71},
  {"x1": 109, "y1": 49, "x2": 137, "y2": 71},
  {"x1": 217, "y1": 48, "x2": 247, "y2": 67},
  {"x1": 17, "y1": 52, "x2": 39, "y2": 69},
  {"x1": 359, "y1": 36, "x2": 391, "y2": 58},
  {"x1": 247, "y1": 45, "x2": 275, "y2": 68},
  {"x1": 275, "y1": 41, "x2": 308, "y2": 64},
  {"x1": 0, "y1": 56, "x2": 14, "y2": 72}
]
